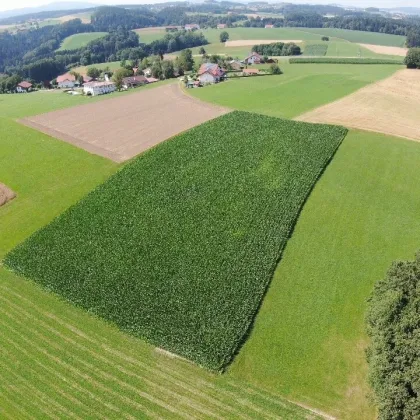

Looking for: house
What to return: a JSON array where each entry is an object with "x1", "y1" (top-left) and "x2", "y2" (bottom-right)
[
  {"x1": 243, "y1": 68, "x2": 260, "y2": 76},
  {"x1": 82, "y1": 75, "x2": 93, "y2": 83},
  {"x1": 229, "y1": 60, "x2": 244, "y2": 71},
  {"x1": 185, "y1": 24, "x2": 200, "y2": 31},
  {"x1": 197, "y1": 63, "x2": 225, "y2": 84},
  {"x1": 56, "y1": 73, "x2": 77, "y2": 89},
  {"x1": 244, "y1": 52, "x2": 263, "y2": 65},
  {"x1": 122, "y1": 76, "x2": 148, "y2": 89},
  {"x1": 217, "y1": 24, "x2": 227, "y2": 29},
  {"x1": 265, "y1": 24, "x2": 274, "y2": 28},
  {"x1": 83, "y1": 81, "x2": 116, "y2": 96},
  {"x1": 16, "y1": 81, "x2": 32, "y2": 93}
]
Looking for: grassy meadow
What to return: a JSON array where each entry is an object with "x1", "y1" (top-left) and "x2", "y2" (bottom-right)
[
  {"x1": 189, "y1": 62, "x2": 401, "y2": 118},
  {"x1": 57, "y1": 32, "x2": 108, "y2": 51},
  {"x1": 231, "y1": 130, "x2": 420, "y2": 418},
  {"x1": 0, "y1": 85, "x2": 316, "y2": 418}
]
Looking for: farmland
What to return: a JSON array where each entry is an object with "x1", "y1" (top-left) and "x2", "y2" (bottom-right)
[
  {"x1": 5, "y1": 111, "x2": 347, "y2": 370},
  {"x1": 0, "y1": 89, "x2": 317, "y2": 419},
  {"x1": 20, "y1": 84, "x2": 229, "y2": 162},
  {"x1": 230, "y1": 129, "x2": 420, "y2": 418},
  {"x1": 189, "y1": 63, "x2": 401, "y2": 118},
  {"x1": 57, "y1": 32, "x2": 108, "y2": 51}
]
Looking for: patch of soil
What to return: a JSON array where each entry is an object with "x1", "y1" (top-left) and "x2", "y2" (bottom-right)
[{"x1": 0, "y1": 183, "x2": 16, "y2": 207}]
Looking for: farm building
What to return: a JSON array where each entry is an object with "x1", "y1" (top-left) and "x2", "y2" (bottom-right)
[
  {"x1": 217, "y1": 24, "x2": 227, "y2": 29},
  {"x1": 122, "y1": 76, "x2": 148, "y2": 89},
  {"x1": 229, "y1": 60, "x2": 244, "y2": 71},
  {"x1": 265, "y1": 24, "x2": 274, "y2": 28},
  {"x1": 83, "y1": 81, "x2": 116, "y2": 96},
  {"x1": 244, "y1": 52, "x2": 263, "y2": 65},
  {"x1": 243, "y1": 68, "x2": 260, "y2": 76},
  {"x1": 185, "y1": 24, "x2": 200, "y2": 31},
  {"x1": 16, "y1": 81, "x2": 32, "y2": 93},
  {"x1": 197, "y1": 63, "x2": 226, "y2": 85},
  {"x1": 56, "y1": 73, "x2": 92, "y2": 89}
]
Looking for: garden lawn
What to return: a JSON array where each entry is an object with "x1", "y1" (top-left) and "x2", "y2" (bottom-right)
[
  {"x1": 5, "y1": 111, "x2": 347, "y2": 371},
  {"x1": 58, "y1": 32, "x2": 108, "y2": 51},
  {"x1": 231, "y1": 130, "x2": 420, "y2": 419},
  {"x1": 189, "y1": 63, "x2": 401, "y2": 119}
]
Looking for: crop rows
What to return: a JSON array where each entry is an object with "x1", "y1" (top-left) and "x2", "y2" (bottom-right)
[
  {"x1": 304, "y1": 44, "x2": 328, "y2": 56},
  {"x1": 290, "y1": 57, "x2": 404, "y2": 64},
  {"x1": 5, "y1": 111, "x2": 347, "y2": 370}
]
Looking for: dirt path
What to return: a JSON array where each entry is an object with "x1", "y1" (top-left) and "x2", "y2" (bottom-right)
[
  {"x1": 20, "y1": 83, "x2": 230, "y2": 163},
  {"x1": 0, "y1": 183, "x2": 15, "y2": 207},
  {"x1": 296, "y1": 69, "x2": 420, "y2": 142}
]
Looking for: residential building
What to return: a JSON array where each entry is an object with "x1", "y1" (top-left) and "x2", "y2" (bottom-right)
[
  {"x1": 56, "y1": 73, "x2": 77, "y2": 89},
  {"x1": 83, "y1": 81, "x2": 116, "y2": 96},
  {"x1": 244, "y1": 52, "x2": 263, "y2": 65},
  {"x1": 229, "y1": 60, "x2": 244, "y2": 71},
  {"x1": 217, "y1": 24, "x2": 227, "y2": 29},
  {"x1": 122, "y1": 76, "x2": 149, "y2": 89},
  {"x1": 265, "y1": 24, "x2": 274, "y2": 28},
  {"x1": 16, "y1": 81, "x2": 32, "y2": 93},
  {"x1": 185, "y1": 24, "x2": 200, "y2": 31},
  {"x1": 197, "y1": 63, "x2": 225, "y2": 84}
]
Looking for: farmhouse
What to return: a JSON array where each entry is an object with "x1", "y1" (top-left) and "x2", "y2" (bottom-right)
[
  {"x1": 83, "y1": 81, "x2": 116, "y2": 96},
  {"x1": 229, "y1": 60, "x2": 244, "y2": 71},
  {"x1": 217, "y1": 24, "x2": 227, "y2": 29},
  {"x1": 265, "y1": 24, "x2": 274, "y2": 28},
  {"x1": 56, "y1": 73, "x2": 77, "y2": 89},
  {"x1": 197, "y1": 63, "x2": 226, "y2": 84},
  {"x1": 243, "y1": 68, "x2": 260, "y2": 76},
  {"x1": 16, "y1": 81, "x2": 32, "y2": 93},
  {"x1": 122, "y1": 76, "x2": 148, "y2": 89},
  {"x1": 185, "y1": 24, "x2": 200, "y2": 31},
  {"x1": 244, "y1": 52, "x2": 263, "y2": 65}
]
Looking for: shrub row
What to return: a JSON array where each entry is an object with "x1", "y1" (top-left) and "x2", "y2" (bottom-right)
[
  {"x1": 289, "y1": 57, "x2": 404, "y2": 65},
  {"x1": 5, "y1": 111, "x2": 348, "y2": 370},
  {"x1": 303, "y1": 44, "x2": 328, "y2": 56}
]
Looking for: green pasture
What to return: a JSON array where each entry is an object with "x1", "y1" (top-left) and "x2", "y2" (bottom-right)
[
  {"x1": 58, "y1": 32, "x2": 108, "y2": 51},
  {"x1": 231, "y1": 130, "x2": 420, "y2": 419},
  {"x1": 299, "y1": 27, "x2": 406, "y2": 47},
  {"x1": 134, "y1": 27, "x2": 168, "y2": 44},
  {"x1": 189, "y1": 63, "x2": 401, "y2": 118}
]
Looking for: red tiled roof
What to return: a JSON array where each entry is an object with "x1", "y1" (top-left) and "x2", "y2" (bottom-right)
[
  {"x1": 245, "y1": 52, "x2": 262, "y2": 60},
  {"x1": 198, "y1": 63, "x2": 225, "y2": 77},
  {"x1": 18, "y1": 81, "x2": 32, "y2": 88},
  {"x1": 83, "y1": 75, "x2": 93, "y2": 83},
  {"x1": 57, "y1": 73, "x2": 76, "y2": 83}
]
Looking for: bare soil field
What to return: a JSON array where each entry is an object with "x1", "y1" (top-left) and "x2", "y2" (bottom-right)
[
  {"x1": 297, "y1": 69, "x2": 420, "y2": 142},
  {"x1": 359, "y1": 43, "x2": 408, "y2": 57},
  {"x1": 225, "y1": 39, "x2": 302, "y2": 47},
  {"x1": 20, "y1": 84, "x2": 230, "y2": 162},
  {"x1": 0, "y1": 183, "x2": 16, "y2": 207}
]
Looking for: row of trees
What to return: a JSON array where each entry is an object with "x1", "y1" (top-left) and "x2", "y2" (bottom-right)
[
  {"x1": 405, "y1": 48, "x2": 420, "y2": 68},
  {"x1": 252, "y1": 42, "x2": 301, "y2": 56}
]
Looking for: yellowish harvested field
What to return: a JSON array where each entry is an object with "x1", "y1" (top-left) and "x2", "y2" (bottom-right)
[
  {"x1": 225, "y1": 39, "x2": 302, "y2": 47},
  {"x1": 359, "y1": 43, "x2": 408, "y2": 56},
  {"x1": 297, "y1": 69, "x2": 420, "y2": 142},
  {"x1": 20, "y1": 84, "x2": 230, "y2": 162}
]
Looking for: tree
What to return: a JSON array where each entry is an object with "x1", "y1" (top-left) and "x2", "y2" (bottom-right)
[
  {"x1": 269, "y1": 64, "x2": 282, "y2": 74},
  {"x1": 407, "y1": 30, "x2": 420, "y2": 48},
  {"x1": 87, "y1": 67, "x2": 101, "y2": 79},
  {"x1": 366, "y1": 253, "x2": 420, "y2": 419},
  {"x1": 177, "y1": 48, "x2": 194, "y2": 72},
  {"x1": 199, "y1": 46, "x2": 206, "y2": 55},
  {"x1": 322, "y1": 36, "x2": 330, "y2": 41},
  {"x1": 161, "y1": 60, "x2": 175, "y2": 79},
  {"x1": 112, "y1": 67, "x2": 132, "y2": 90},
  {"x1": 219, "y1": 31, "x2": 229, "y2": 43},
  {"x1": 151, "y1": 59, "x2": 163, "y2": 79},
  {"x1": 405, "y1": 48, "x2": 420, "y2": 69}
]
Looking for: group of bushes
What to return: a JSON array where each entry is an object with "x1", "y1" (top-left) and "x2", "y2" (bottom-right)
[
  {"x1": 252, "y1": 42, "x2": 301, "y2": 56},
  {"x1": 5, "y1": 112, "x2": 347, "y2": 371}
]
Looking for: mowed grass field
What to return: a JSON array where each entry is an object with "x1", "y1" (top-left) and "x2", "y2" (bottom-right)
[
  {"x1": 0, "y1": 88, "x2": 317, "y2": 418},
  {"x1": 57, "y1": 32, "x2": 108, "y2": 51},
  {"x1": 189, "y1": 63, "x2": 401, "y2": 118},
  {"x1": 230, "y1": 130, "x2": 420, "y2": 418}
]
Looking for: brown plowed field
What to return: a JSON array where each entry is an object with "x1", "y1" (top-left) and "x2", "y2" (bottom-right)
[
  {"x1": 297, "y1": 69, "x2": 420, "y2": 142},
  {"x1": 20, "y1": 84, "x2": 230, "y2": 162}
]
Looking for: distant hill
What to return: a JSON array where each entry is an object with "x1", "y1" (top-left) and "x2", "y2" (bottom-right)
[
  {"x1": 383, "y1": 7, "x2": 420, "y2": 16},
  {"x1": 0, "y1": 2, "x2": 99, "y2": 20}
]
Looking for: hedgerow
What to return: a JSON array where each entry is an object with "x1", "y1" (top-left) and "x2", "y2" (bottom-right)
[
  {"x1": 289, "y1": 57, "x2": 404, "y2": 64},
  {"x1": 4, "y1": 111, "x2": 347, "y2": 370},
  {"x1": 303, "y1": 44, "x2": 328, "y2": 56}
]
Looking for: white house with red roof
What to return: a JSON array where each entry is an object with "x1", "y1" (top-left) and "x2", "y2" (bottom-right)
[
  {"x1": 244, "y1": 52, "x2": 263, "y2": 64},
  {"x1": 56, "y1": 73, "x2": 92, "y2": 89},
  {"x1": 217, "y1": 24, "x2": 227, "y2": 29},
  {"x1": 16, "y1": 81, "x2": 32, "y2": 93},
  {"x1": 197, "y1": 63, "x2": 225, "y2": 84}
]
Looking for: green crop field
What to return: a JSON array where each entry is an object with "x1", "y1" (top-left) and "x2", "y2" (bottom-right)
[
  {"x1": 299, "y1": 28, "x2": 406, "y2": 47},
  {"x1": 230, "y1": 130, "x2": 420, "y2": 418},
  {"x1": 304, "y1": 43, "x2": 328, "y2": 56},
  {"x1": 58, "y1": 32, "x2": 108, "y2": 51},
  {"x1": 0, "y1": 88, "x2": 318, "y2": 419},
  {"x1": 5, "y1": 111, "x2": 346, "y2": 370},
  {"x1": 189, "y1": 63, "x2": 401, "y2": 118}
]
